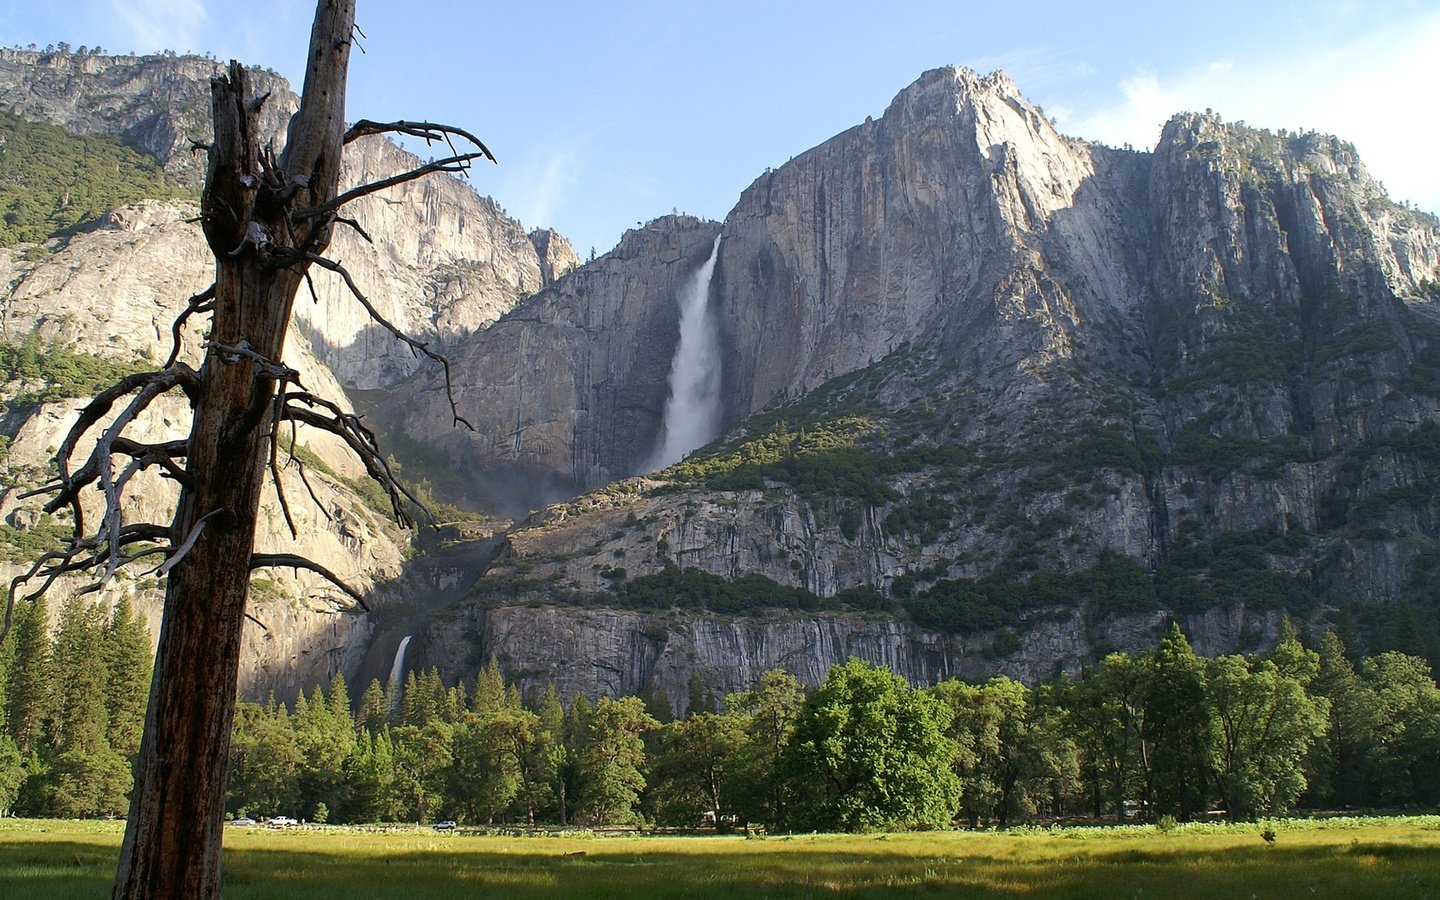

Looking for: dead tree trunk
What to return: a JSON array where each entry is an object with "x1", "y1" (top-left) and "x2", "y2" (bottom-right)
[
  {"x1": 112, "y1": 3, "x2": 355, "y2": 896},
  {"x1": 0, "y1": 2, "x2": 488, "y2": 894}
]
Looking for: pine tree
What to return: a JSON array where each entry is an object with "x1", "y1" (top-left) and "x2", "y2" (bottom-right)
[
  {"x1": 572, "y1": 696, "x2": 658, "y2": 826},
  {"x1": 294, "y1": 681, "x2": 355, "y2": 819},
  {"x1": 0, "y1": 734, "x2": 23, "y2": 815},
  {"x1": 1144, "y1": 624, "x2": 1212, "y2": 820},
  {"x1": 1310, "y1": 631, "x2": 1381, "y2": 806},
  {"x1": 102, "y1": 595, "x2": 153, "y2": 760},
  {"x1": 536, "y1": 684, "x2": 569, "y2": 823},
  {"x1": 4, "y1": 597, "x2": 53, "y2": 755},
  {"x1": 326, "y1": 672, "x2": 352, "y2": 723},
  {"x1": 341, "y1": 729, "x2": 396, "y2": 823},
  {"x1": 726, "y1": 668, "x2": 803, "y2": 826},
  {"x1": 357, "y1": 678, "x2": 390, "y2": 734},
  {"x1": 0, "y1": 608, "x2": 14, "y2": 728},
  {"x1": 48, "y1": 594, "x2": 110, "y2": 755},
  {"x1": 471, "y1": 656, "x2": 506, "y2": 716},
  {"x1": 39, "y1": 595, "x2": 132, "y2": 818},
  {"x1": 686, "y1": 670, "x2": 714, "y2": 716}
]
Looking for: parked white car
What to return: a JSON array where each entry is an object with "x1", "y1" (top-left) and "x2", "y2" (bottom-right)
[{"x1": 268, "y1": 816, "x2": 298, "y2": 827}]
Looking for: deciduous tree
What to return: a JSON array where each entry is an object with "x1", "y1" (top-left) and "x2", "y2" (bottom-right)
[
  {"x1": 781, "y1": 658, "x2": 959, "y2": 832},
  {"x1": 572, "y1": 696, "x2": 658, "y2": 826},
  {"x1": 1204, "y1": 638, "x2": 1328, "y2": 819},
  {"x1": 725, "y1": 668, "x2": 803, "y2": 827}
]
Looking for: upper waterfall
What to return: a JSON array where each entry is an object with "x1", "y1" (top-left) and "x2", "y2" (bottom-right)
[{"x1": 643, "y1": 235, "x2": 723, "y2": 471}]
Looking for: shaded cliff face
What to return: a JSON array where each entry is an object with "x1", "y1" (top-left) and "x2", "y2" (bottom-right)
[
  {"x1": 388, "y1": 216, "x2": 722, "y2": 512},
  {"x1": 0, "y1": 50, "x2": 577, "y2": 700},
  {"x1": 296, "y1": 135, "x2": 579, "y2": 389},
  {"x1": 418, "y1": 602, "x2": 1284, "y2": 715}
]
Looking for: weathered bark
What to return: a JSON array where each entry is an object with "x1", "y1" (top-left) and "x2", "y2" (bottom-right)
[{"x1": 112, "y1": 2, "x2": 355, "y2": 897}]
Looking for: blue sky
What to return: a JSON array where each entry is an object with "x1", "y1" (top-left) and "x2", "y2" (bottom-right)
[{"x1": 3, "y1": 1, "x2": 1436, "y2": 255}]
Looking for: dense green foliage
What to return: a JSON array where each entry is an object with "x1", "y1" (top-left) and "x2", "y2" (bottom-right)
[
  {"x1": 613, "y1": 565, "x2": 828, "y2": 614},
  {"x1": 0, "y1": 329, "x2": 152, "y2": 410},
  {"x1": 781, "y1": 659, "x2": 960, "y2": 831},
  {"x1": 666, "y1": 417, "x2": 900, "y2": 504},
  {"x1": 0, "y1": 111, "x2": 192, "y2": 246},
  {"x1": 4, "y1": 604, "x2": 1437, "y2": 830},
  {"x1": 506, "y1": 525, "x2": 1318, "y2": 635},
  {"x1": 208, "y1": 628, "x2": 1440, "y2": 829}
]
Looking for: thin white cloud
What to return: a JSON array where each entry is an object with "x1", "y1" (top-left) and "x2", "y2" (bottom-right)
[
  {"x1": 105, "y1": 0, "x2": 208, "y2": 54},
  {"x1": 968, "y1": 44, "x2": 1093, "y2": 93},
  {"x1": 504, "y1": 147, "x2": 584, "y2": 232},
  {"x1": 1055, "y1": 11, "x2": 1440, "y2": 212}
]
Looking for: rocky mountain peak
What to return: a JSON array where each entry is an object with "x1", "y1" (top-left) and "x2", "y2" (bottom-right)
[{"x1": 0, "y1": 47, "x2": 296, "y2": 185}]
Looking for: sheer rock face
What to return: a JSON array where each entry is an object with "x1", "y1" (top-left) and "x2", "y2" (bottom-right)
[
  {"x1": 419, "y1": 603, "x2": 1284, "y2": 715},
  {"x1": 5, "y1": 52, "x2": 1440, "y2": 701},
  {"x1": 408, "y1": 67, "x2": 1440, "y2": 696},
  {"x1": 0, "y1": 49, "x2": 575, "y2": 699},
  {"x1": 712, "y1": 68, "x2": 1136, "y2": 414},
  {"x1": 297, "y1": 135, "x2": 578, "y2": 389},
  {"x1": 0, "y1": 48, "x2": 294, "y2": 183},
  {"x1": 391, "y1": 216, "x2": 722, "y2": 509},
  {"x1": 402, "y1": 66, "x2": 1439, "y2": 507},
  {"x1": 0, "y1": 50, "x2": 576, "y2": 698}
]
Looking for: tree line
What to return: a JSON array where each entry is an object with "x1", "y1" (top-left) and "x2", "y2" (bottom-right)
[{"x1": 2, "y1": 601, "x2": 1439, "y2": 830}]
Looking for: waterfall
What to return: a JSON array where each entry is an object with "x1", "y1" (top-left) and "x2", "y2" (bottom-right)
[
  {"x1": 388, "y1": 635, "x2": 412, "y2": 708},
  {"x1": 644, "y1": 235, "x2": 723, "y2": 471}
]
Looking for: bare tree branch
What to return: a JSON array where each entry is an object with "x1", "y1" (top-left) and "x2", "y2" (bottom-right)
[
  {"x1": 152, "y1": 509, "x2": 222, "y2": 576},
  {"x1": 342, "y1": 119, "x2": 495, "y2": 162},
  {"x1": 268, "y1": 406, "x2": 301, "y2": 541},
  {"x1": 301, "y1": 252, "x2": 474, "y2": 430},
  {"x1": 334, "y1": 214, "x2": 373, "y2": 243},
  {"x1": 278, "y1": 415, "x2": 335, "y2": 523},
  {"x1": 249, "y1": 552, "x2": 369, "y2": 611},
  {"x1": 292, "y1": 149, "x2": 492, "y2": 222},
  {"x1": 165, "y1": 284, "x2": 216, "y2": 368},
  {"x1": 2, "y1": 521, "x2": 172, "y2": 641},
  {"x1": 48, "y1": 364, "x2": 200, "y2": 503},
  {"x1": 278, "y1": 393, "x2": 422, "y2": 527}
]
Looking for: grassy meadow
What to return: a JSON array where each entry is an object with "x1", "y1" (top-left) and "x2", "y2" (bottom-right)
[{"x1": 2, "y1": 817, "x2": 1438, "y2": 898}]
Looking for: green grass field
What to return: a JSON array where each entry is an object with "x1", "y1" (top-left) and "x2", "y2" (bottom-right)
[{"x1": 2, "y1": 817, "x2": 1438, "y2": 898}]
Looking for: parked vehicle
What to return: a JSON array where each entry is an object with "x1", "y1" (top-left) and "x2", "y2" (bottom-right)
[
  {"x1": 268, "y1": 816, "x2": 298, "y2": 827},
  {"x1": 227, "y1": 817, "x2": 257, "y2": 827},
  {"x1": 433, "y1": 820, "x2": 457, "y2": 831}
]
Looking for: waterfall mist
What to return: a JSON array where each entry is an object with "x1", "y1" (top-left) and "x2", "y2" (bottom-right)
[{"x1": 643, "y1": 236, "x2": 723, "y2": 472}]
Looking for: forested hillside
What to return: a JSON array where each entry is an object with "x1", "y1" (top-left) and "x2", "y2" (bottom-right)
[{"x1": 0, "y1": 111, "x2": 192, "y2": 246}]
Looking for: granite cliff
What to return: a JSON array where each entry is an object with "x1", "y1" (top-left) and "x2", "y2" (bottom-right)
[
  {"x1": 3, "y1": 53, "x2": 1439, "y2": 708},
  {"x1": 398, "y1": 68, "x2": 1440, "y2": 706}
]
